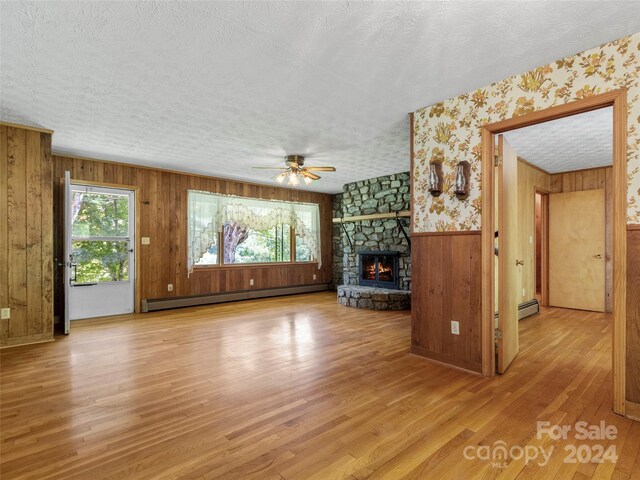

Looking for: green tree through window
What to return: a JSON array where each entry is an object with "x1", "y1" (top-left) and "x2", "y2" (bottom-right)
[
  {"x1": 227, "y1": 224, "x2": 291, "y2": 263},
  {"x1": 71, "y1": 192, "x2": 130, "y2": 283}
]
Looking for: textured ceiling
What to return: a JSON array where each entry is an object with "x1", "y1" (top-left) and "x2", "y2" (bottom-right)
[
  {"x1": 505, "y1": 107, "x2": 612, "y2": 173},
  {"x1": 1, "y1": 1, "x2": 638, "y2": 193}
]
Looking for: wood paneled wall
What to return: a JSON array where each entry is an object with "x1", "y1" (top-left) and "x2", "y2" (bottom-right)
[
  {"x1": 550, "y1": 167, "x2": 613, "y2": 312},
  {"x1": 0, "y1": 125, "x2": 54, "y2": 347},
  {"x1": 626, "y1": 226, "x2": 640, "y2": 404},
  {"x1": 411, "y1": 232, "x2": 482, "y2": 373},
  {"x1": 52, "y1": 155, "x2": 333, "y2": 316}
]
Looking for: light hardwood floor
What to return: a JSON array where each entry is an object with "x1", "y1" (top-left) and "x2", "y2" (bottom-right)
[{"x1": 1, "y1": 292, "x2": 639, "y2": 479}]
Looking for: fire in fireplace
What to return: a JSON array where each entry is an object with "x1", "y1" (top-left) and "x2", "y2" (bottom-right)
[{"x1": 358, "y1": 251, "x2": 399, "y2": 289}]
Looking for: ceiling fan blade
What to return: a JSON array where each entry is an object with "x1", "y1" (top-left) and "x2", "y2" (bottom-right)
[
  {"x1": 305, "y1": 166, "x2": 336, "y2": 172},
  {"x1": 302, "y1": 152, "x2": 331, "y2": 160},
  {"x1": 301, "y1": 170, "x2": 321, "y2": 180},
  {"x1": 252, "y1": 167, "x2": 287, "y2": 170}
]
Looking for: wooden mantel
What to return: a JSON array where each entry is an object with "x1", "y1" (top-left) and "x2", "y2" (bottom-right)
[{"x1": 332, "y1": 210, "x2": 410, "y2": 224}]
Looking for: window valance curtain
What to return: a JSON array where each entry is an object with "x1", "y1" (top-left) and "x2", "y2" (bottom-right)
[{"x1": 187, "y1": 191, "x2": 321, "y2": 275}]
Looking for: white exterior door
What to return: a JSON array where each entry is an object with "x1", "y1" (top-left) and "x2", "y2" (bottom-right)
[{"x1": 65, "y1": 181, "x2": 135, "y2": 321}]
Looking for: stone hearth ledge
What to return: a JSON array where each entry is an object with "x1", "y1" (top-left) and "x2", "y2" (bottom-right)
[{"x1": 337, "y1": 285, "x2": 410, "y2": 310}]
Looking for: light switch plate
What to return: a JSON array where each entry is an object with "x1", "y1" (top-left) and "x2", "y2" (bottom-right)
[
  {"x1": 451, "y1": 321, "x2": 460, "y2": 335},
  {"x1": 1, "y1": 308, "x2": 10, "y2": 320},
  {"x1": 141, "y1": 237, "x2": 150, "y2": 245},
  {"x1": 250, "y1": 279, "x2": 254, "y2": 286}
]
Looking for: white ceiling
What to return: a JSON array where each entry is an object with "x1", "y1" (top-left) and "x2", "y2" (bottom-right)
[
  {"x1": 505, "y1": 107, "x2": 613, "y2": 173},
  {"x1": 1, "y1": 2, "x2": 638, "y2": 193}
]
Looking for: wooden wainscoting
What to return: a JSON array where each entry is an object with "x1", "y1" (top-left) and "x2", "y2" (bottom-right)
[
  {"x1": 411, "y1": 231, "x2": 482, "y2": 373},
  {"x1": 627, "y1": 224, "x2": 640, "y2": 404},
  {"x1": 0, "y1": 124, "x2": 54, "y2": 347},
  {"x1": 51, "y1": 154, "x2": 334, "y2": 316}
]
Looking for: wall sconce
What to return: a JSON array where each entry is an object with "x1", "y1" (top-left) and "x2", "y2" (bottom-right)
[
  {"x1": 454, "y1": 161, "x2": 470, "y2": 198},
  {"x1": 428, "y1": 162, "x2": 443, "y2": 197}
]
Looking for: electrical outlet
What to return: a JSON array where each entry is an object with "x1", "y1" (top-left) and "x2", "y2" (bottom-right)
[
  {"x1": 529, "y1": 235, "x2": 533, "y2": 244},
  {"x1": 1, "y1": 308, "x2": 9, "y2": 320},
  {"x1": 167, "y1": 284, "x2": 173, "y2": 292},
  {"x1": 141, "y1": 237, "x2": 150, "y2": 245},
  {"x1": 522, "y1": 288, "x2": 526, "y2": 297},
  {"x1": 451, "y1": 321, "x2": 460, "y2": 335},
  {"x1": 249, "y1": 279, "x2": 254, "y2": 286},
  {"x1": 313, "y1": 274, "x2": 317, "y2": 280}
]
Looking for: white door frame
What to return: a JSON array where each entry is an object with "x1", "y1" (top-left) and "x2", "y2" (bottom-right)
[
  {"x1": 63, "y1": 171, "x2": 71, "y2": 334},
  {"x1": 64, "y1": 176, "x2": 136, "y2": 323}
]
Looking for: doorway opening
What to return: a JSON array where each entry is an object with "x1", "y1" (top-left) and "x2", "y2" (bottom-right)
[
  {"x1": 63, "y1": 173, "x2": 136, "y2": 331},
  {"x1": 496, "y1": 108, "x2": 612, "y2": 366},
  {"x1": 534, "y1": 190, "x2": 548, "y2": 305},
  {"x1": 481, "y1": 89, "x2": 627, "y2": 415}
]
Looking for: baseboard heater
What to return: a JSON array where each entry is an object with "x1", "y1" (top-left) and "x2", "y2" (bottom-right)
[
  {"x1": 518, "y1": 299, "x2": 540, "y2": 319},
  {"x1": 141, "y1": 283, "x2": 330, "y2": 313},
  {"x1": 494, "y1": 298, "x2": 540, "y2": 326}
]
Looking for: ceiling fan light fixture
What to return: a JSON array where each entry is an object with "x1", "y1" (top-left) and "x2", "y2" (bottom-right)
[{"x1": 254, "y1": 154, "x2": 334, "y2": 187}]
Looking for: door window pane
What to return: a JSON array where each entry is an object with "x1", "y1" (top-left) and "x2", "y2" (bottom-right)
[
  {"x1": 72, "y1": 192, "x2": 129, "y2": 237},
  {"x1": 72, "y1": 240, "x2": 129, "y2": 283}
]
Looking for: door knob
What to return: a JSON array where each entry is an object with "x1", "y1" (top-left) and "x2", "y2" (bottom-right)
[
  {"x1": 593, "y1": 254, "x2": 603, "y2": 259},
  {"x1": 515, "y1": 259, "x2": 524, "y2": 266}
]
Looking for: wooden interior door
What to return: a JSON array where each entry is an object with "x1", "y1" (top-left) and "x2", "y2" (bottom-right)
[
  {"x1": 549, "y1": 190, "x2": 605, "y2": 312},
  {"x1": 497, "y1": 135, "x2": 519, "y2": 374}
]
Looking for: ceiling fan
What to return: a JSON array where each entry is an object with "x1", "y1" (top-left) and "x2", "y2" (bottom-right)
[{"x1": 252, "y1": 155, "x2": 336, "y2": 186}]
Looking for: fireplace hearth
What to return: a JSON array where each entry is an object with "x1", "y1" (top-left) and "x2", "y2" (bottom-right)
[{"x1": 358, "y1": 251, "x2": 399, "y2": 289}]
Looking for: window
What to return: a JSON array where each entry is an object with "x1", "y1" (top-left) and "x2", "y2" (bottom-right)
[
  {"x1": 197, "y1": 241, "x2": 218, "y2": 265},
  {"x1": 294, "y1": 208, "x2": 314, "y2": 262},
  {"x1": 228, "y1": 224, "x2": 291, "y2": 264},
  {"x1": 187, "y1": 192, "x2": 321, "y2": 274},
  {"x1": 295, "y1": 236, "x2": 312, "y2": 262}
]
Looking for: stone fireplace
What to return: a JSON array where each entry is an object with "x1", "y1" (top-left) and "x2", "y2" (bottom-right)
[
  {"x1": 333, "y1": 172, "x2": 411, "y2": 310},
  {"x1": 358, "y1": 251, "x2": 399, "y2": 289},
  {"x1": 332, "y1": 172, "x2": 411, "y2": 290}
]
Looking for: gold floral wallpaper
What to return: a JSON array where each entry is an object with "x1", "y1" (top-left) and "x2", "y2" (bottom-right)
[{"x1": 412, "y1": 32, "x2": 640, "y2": 232}]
